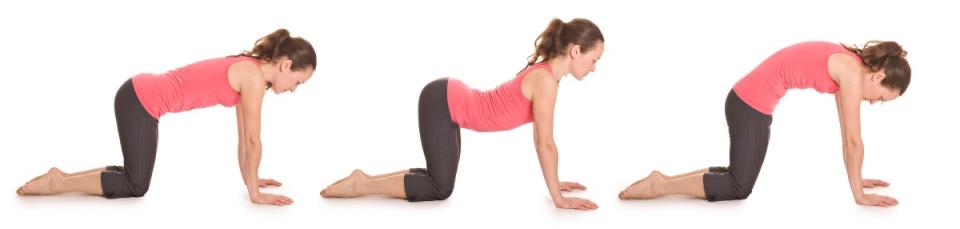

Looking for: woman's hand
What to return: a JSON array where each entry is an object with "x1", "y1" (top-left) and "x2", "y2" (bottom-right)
[
  {"x1": 559, "y1": 182, "x2": 587, "y2": 192},
  {"x1": 250, "y1": 192, "x2": 293, "y2": 206},
  {"x1": 554, "y1": 196, "x2": 598, "y2": 211},
  {"x1": 862, "y1": 179, "x2": 889, "y2": 188},
  {"x1": 855, "y1": 193, "x2": 898, "y2": 207},
  {"x1": 258, "y1": 178, "x2": 283, "y2": 187}
]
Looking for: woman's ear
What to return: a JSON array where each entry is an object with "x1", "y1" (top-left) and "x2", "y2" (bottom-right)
[
  {"x1": 279, "y1": 59, "x2": 293, "y2": 72},
  {"x1": 569, "y1": 44, "x2": 581, "y2": 58},
  {"x1": 873, "y1": 70, "x2": 887, "y2": 82}
]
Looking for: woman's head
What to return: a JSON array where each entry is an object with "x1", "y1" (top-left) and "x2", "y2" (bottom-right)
[
  {"x1": 528, "y1": 18, "x2": 604, "y2": 80},
  {"x1": 237, "y1": 29, "x2": 317, "y2": 94},
  {"x1": 843, "y1": 41, "x2": 911, "y2": 103}
]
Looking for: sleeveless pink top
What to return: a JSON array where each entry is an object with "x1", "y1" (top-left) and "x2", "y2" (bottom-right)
[
  {"x1": 446, "y1": 63, "x2": 552, "y2": 132},
  {"x1": 132, "y1": 57, "x2": 257, "y2": 119},
  {"x1": 733, "y1": 41, "x2": 861, "y2": 115}
]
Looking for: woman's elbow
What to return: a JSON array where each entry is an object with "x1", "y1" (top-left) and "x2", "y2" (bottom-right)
[
  {"x1": 244, "y1": 136, "x2": 262, "y2": 150},
  {"x1": 843, "y1": 136, "x2": 863, "y2": 151},
  {"x1": 535, "y1": 141, "x2": 557, "y2": 153}
]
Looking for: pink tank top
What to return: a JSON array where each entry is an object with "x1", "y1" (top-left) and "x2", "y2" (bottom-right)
[
  {"x1": 446, "y1": 63, "x2": 551, "y2": 132},
  {"x1": 732, "y1": 41, "x2": 861, "y2": 115},
  {"x1": 132, "y1": 56, "x2": 257, "y2": 119}
]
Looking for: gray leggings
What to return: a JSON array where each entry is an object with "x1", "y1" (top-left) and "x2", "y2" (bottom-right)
[
  {"x1": 404, "y1": 78, "x2": 462, "y2": 202},
  {"x1": 100, "y1": 79, "x2": 159, "y2": 198},
  {"x1": 703, "y1": 90, "x2": 772, "y2": 201}
]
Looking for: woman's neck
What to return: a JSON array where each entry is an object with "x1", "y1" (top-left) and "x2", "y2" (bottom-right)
[{"x1": 546, "y1": 58, "x2": 570, "y2": 82}]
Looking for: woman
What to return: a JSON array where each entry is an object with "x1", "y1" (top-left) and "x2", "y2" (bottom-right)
[
  {"x1": 16, "y1": 29, "x2": 316, "y2": 206},
  {"x1": 619, "y1": 41, "x2": 910, "y2": 207},
  {"x1": 320, "y1": 18, "x2": 604, "y2": 211}
]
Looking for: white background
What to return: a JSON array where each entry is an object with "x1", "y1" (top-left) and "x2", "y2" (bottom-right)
[{"x1": 2, "y1": 0, "x2": 957, "y2": 227}]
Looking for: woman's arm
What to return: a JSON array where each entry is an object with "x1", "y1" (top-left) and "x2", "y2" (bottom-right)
[
  {"x1": 237, "y1": 104, "x2": 248, "y2": 185},
  {"x1": 530, "y1": 71, "x2": 597, "y2": 211},
  {"x1": 237, "y1": 105, "x2": 283, "y2": 189},
  {"x1": 234, "y1": 61, "x2": 292, "y2": 206},
  {"x1": 830, "y1": 54, "x2": 898, "y2": 207}
]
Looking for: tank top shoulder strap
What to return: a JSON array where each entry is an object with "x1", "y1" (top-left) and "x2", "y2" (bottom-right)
[
  {"x1": 231, "y1": 56, "x2": 262, "y2": 66},
  {"x1": 827, "y1": 44, "x2": 863, "y2": 64},
  {"x1": 518, "y1": 62, "x2": 553, "y2": 80}
]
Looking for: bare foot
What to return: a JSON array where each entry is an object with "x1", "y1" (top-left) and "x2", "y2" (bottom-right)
[
  {"x1": 619, "y1": 170, "x2": 665, "y2": 199},
  {"x1": 356, "y1": 170, "x2": 372, "y2": 179},
  {"x1": 17, "y1": 168, "x2": 63, "y2": 196},
  {"x1": 321, "y1": 170, "x2": 367, "y2": 198},
  {"x1": 22, "y1": 167, "x2": 62, "y2": 183},
  {"x1": 627, "y1": 170, "x2": 663, "y2": 186},
  {"x1": 50, "y1": 167, "x2": 65, "y2": 177}
]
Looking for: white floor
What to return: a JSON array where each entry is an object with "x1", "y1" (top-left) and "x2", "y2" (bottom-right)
[{"x1": 3, "y1": 0, "x2": 957, "y2": 228}]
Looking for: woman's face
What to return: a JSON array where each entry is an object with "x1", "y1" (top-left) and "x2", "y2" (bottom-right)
[
  {"x1": 569, "y1": 41, "x2": 604, "y2": 81},
  {"x1": 271, "y1": 59, "x2": 314, "y2": 95},
  {"x1": 862, "y1": 71, "x2": 900, "y2": 104}
]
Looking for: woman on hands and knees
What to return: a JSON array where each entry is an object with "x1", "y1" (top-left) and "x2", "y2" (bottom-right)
[
  {"x1": 620, "y1": 41, "x2": 909, "y2": 207},
  {"x1": 321, "y1": 18, "x2": 605, "y2": 211},
  {"x1": 17, "y1": 29, "x2": 317, "y2": 206}
]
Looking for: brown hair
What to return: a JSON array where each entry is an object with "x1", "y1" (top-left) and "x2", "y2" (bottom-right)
[
  {"x1": 527, "y1": 18, "x2": 604, "y2": 67},
  {"x1": 842, "y1": 41, "x2": 911, "y2": 95},
  {"x1": 235, "y1": 29, "x2": 317, "y2": 89}
]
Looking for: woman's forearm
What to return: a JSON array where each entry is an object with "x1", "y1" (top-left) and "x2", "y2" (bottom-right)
[
  {"x1": 243, "y1": 139, "x2": 262, "y2": 196},
  {"x1": 842, "y1": 138, "x2": 865, "y2": 200},
  {"x1": 238, "y1": 141, "x2": 249, "y2": 187},
  {"x1": 536, "y1": 143, "x2": 563, "y2": 203}
]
